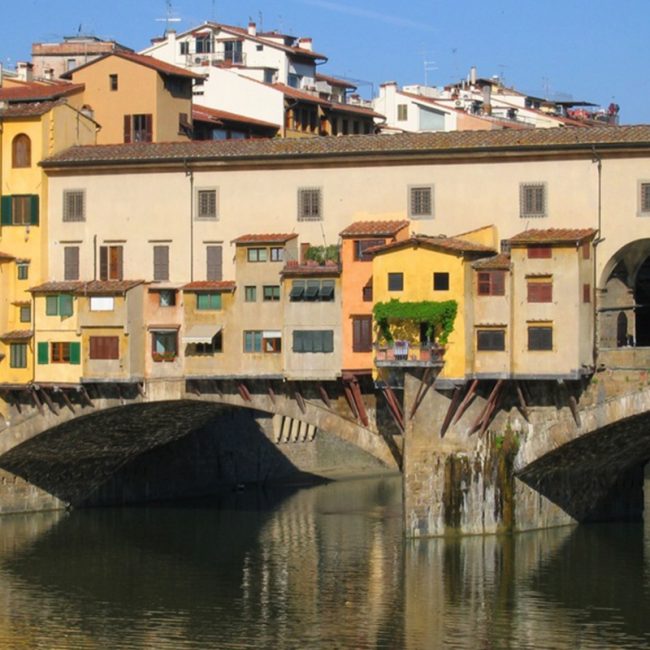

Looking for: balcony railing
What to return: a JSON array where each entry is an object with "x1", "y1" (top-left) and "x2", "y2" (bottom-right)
[{"x1": 374, "y1": 341, "x2": 445, "y2": 367}]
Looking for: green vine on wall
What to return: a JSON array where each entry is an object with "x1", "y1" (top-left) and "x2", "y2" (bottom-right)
[
  {"x1": 373, "y1": 299, "x2": 458, "y2": 344},
  {"x1": 305, "y1": 245, "x2": 340, "y2": 264}
]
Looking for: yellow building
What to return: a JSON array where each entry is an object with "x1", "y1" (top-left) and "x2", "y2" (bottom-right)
[
  {"x1": 371, "y1": 234, "x2": 495, "y2": 381},
  {"x1": 0, "y1": 100, "x2": 97, "y2": 394}
]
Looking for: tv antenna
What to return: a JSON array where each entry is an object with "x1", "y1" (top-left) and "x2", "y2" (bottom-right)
[{"x1": 155, "y1": 1, "x2": 182, "y2": 32}]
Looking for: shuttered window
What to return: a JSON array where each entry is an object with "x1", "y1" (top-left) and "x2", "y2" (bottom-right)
[
  {"x1": 45, "y1": 294, "x2": 74, "y2": 317},
  {"x1": 206, "y1": 245, "x2": 223, "y2": 281},
  {"x1": 388, "y1": 273, "x2": 403, "y2": 291},
  {"x1": 354, "y1": 239, "x2": 384, "y2": 261},
  {"x1": 196, "y1": 293, "x2": 221, "y2": 310},
  {"x1": 477, "y1": 271, "x2": 505, "y2": 296},
  {"x1": 292, "y1": 330, "x2": 334, "y2": 353},
  {"x1": 89, "y1": 336, "x2": 119, "y2": 360},
  {"x1": 640, "y1": 182, "x2": 650, "y2": 214},
  {"x1": 352, "y1": 316, "x2": 372, "y2": 352},
  {"x1": 1, "y1": 195, "x2": 38, "y2": 226},
  {"x1": 153, "y1": 245, "x2": 169, "y2": 281},
  {"x1": 197, "y1": 189, "x2": 217, "y2": 219},
  {"x1": 64, "y1": 246, "x2": 80, "y2": 281},
  {"x1": 124, "y1": 114, "x2": 153, "y2": 143},
  {"x1": 527, "y1": 246, "x2": 552, "y2": 259},
  {"x1": 527, "y1": 278, "x2": 553, "y2": 303},
  {"x1": 409, "y1": 186, "x2": 434, "y2": 219},
  {"x1": 9, "y1": 343, "x2": 27, "y2": 368},
  {"x1": 51, "y1": 341, "x2": 80, "y2": 364},
  {"x1": 63, "y1": 190, "x2": 85, "y2": 221},
  {"x1": 583, "y1": 283, "x2": 591, "y2": 303},
  {"x1": 99, "y1": 245, "x2": 123, "y2": 280},
  {"x1": 477, "y1": 329, "x2": 506, "y2": 351},
  {"x1": 12, "y1": 134, "x2": 31, "y2": 168},
  {"x1": 528, "y1": 326, "x2": 553, "y2": 351},
  {"x1": 520, "y1": 183, "x2": 546, "y2": 218},
  {"x1": 297, "y1": 188, "x2": 322, "y2": 221}
]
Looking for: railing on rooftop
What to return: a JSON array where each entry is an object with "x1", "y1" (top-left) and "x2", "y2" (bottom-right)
[{"x1": 374, "y1": 341, "x2": 445, "y2": 368}]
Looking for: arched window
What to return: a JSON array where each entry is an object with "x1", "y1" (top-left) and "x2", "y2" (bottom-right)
[{"x1": 12, "y1": 134, "x2": 31, "y2": 168}]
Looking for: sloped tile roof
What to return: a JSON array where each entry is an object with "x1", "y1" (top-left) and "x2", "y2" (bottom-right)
[
  {"x1": 41, "y1": 125, "x2": 650, "y2": 168},
  {"x1": 193, "y1": 104, "x2": 280, "y2": 129},
  {"x1": 315, "y1": 73, "x2": 357, "y2": 89},
  {"x1": 0, "y1": 100, "x2": 62, "y2": 118},
  {"x1": 29, "y1": 281, "x2": 86, "y2": 293},
  {"x1": 281, "y1": 261, "x2": 341, "y2": 277},
  {"x1": 75, "y1": 280, "x2": 144, "y2": 294},
  {"x1": 340, "y1": 220, "x2": 409, "y2": 238},
  {"x1": 182, "y1": 281, "x2": 236, "y2": 291},
  {"x1": 232, "y1": 233, "x2": 298, "y2": 244},
  {"x1": 472, "y1": 253, "x2": 512, "y2": 270},
  {"x1": 369, "y1": 235, "x2": 496, "y2": 257},
  {"x1": 509, "y1": 228, "x2": 597, "y2": 245},
  {"x1": 0, "y1": 330, "x2": 33, "y2": 340},
  {"x1": 0, "y1": 82, "x2": 84, "y2": 102}
]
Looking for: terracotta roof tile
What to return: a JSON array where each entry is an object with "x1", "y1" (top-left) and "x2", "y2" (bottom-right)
[
  {"x1": 75, "y1": 280, "x2": 144, "y2": 294},
  {"x1": 472, "y1": 253, "x2": 512, "y2": 270},
  {"x1": 193, "y1": 104, "x2": 280, "y2": 129},
  {"x1": 315, "y1": 73, "x2": 357, "y2": 89},
  {"x1": 340, "y1": 220, "x2": 409, "y2": 238},
  {"x1": 0, "y1": 82, "x2": 84, "y2": 102},
  {"x1": 328, "y1": 101, "x2": 384, "y2": 119},
  {"x1": 369, "y1": 235, "x2": 496, "y2": 257},
  {"x1": 0, "y1": 100, "x2": 62, "y2": 118},
  {"x1": 281, "y1": 261, "x2": 341, "y2": 277},
  {"x1": 0, "y1": 330, "x2": 33, "y2": 340},
  {"x1": 271, "y1": 83, "x2": 331, "y2": 106},
  {"x1": 41, "y1": 125, "x2": 650, "y2": 168},
  {"x1": 182, "y1": 281, "x2": 236, "y2": 291},
  {"x1": 0, "y1": 250, "x2": 15, "y2": 261},
  {"x1": 232, "y1": 233, "x2": 298, "y2": 244},
  {"x1": 509, "y1": 228, "x2": 597, "y2": 245},
  {"x1": 29, "y1": 281, "x2": 86, "y2": 293}
]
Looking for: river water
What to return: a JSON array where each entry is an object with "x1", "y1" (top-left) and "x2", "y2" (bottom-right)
[{"x1": 0, "y1": 474, "x2": 648, "y2": 649}]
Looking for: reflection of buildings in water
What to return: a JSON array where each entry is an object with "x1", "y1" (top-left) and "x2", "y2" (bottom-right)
[{"x1": 246, "y1": 476, "x2": 404, "y2": 647}]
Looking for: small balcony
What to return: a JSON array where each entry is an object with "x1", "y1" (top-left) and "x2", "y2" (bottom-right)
[{"x1": 374, "y1": 341, "x2": 445, "y2": 368}]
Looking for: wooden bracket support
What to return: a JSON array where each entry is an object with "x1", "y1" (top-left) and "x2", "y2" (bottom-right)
[{"x1": 237, "y1": 382, "x2": 252, "y2": 402}]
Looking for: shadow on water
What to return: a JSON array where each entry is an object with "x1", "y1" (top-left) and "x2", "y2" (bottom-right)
[{"x1": 0, "y1": 476, "x2": 648, "y2": 649}]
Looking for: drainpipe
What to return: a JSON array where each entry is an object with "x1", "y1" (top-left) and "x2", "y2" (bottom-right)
[
  {"x1": 591, "y1": 147, "x2": 603, "y2": 367},
  {"x1": 185, "y1": 160, "x2": 194, "y2": 282},
  {"x1": 93, "y1": 234, "x2": 97, "y2": 280}
]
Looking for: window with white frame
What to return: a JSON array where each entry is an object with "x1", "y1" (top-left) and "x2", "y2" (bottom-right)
[
  {"x1": 397, "y1": 104, "x2": 408, "y2": 121},
  {"x1": 297, "y1": 188, "x2": 322, "y2": 221},
  {"x1": 409, "y1": 185, "x2": 434, "y2": 219},
  {"x1": 520, "y1": 183, "x2": 546, "y2": 218},
  {"x1": 196, "y1": 189, "x2": 217, "y2": 219}
]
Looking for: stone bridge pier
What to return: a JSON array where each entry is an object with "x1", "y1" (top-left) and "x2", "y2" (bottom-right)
[{"x1": 402, "y1": 370, "x2": 650, "y2": 538}]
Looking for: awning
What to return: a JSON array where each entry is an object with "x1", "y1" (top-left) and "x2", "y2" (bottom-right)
[{"x1": 183, "y1": 324, "x2": 222, "y2": 344}]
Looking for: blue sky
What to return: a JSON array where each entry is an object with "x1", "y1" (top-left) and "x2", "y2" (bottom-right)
[{"x1": 3, "y1": 0, "x2": 649, "y2": 123}]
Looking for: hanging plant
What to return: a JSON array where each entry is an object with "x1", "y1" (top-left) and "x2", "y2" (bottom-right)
[{"x1": 373, "y1": 299, "x2": 458, "y2": 344}]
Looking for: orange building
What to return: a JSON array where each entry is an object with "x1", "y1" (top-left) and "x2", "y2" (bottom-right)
[{"x1": 339, "y1": 220, "x2": 409, "y2": 373}]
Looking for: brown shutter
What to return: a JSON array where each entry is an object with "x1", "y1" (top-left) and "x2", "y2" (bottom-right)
[
  {"x1": 527, "y1": 281, "x2": 552, "y2": 302},
  {"x1": 123, "y1": 115, "x2": 132, "y2": 143},
  {"x1": 111, "y1": 246, "x2": 123, "y2": 280},
  {"x1": 64, "y1": 246, "x2": 80, "y2": 281},
  {"x1": 99, "y1": 246, "x2": 108, "y2": 280},
  {"x1": 206, "y1": 245, "x2": 222, "y2": 281},
  {"x1": 353, "y1": 316, "x2": 372, "y2": 352},
  {"x1": 153, "y1": 245, "x2": 169, "y2": 281},
  {"x1": 144, "y1": 114, "x2": 153, "y2": 142}
]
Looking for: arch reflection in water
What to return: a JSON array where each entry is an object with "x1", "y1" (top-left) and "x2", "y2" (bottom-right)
[{"x1": 0, "y1": 477, "x2": 648, "y2": 649}]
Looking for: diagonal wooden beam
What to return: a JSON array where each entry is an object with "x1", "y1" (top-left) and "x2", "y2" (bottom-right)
[
  {"x1": 342, "y1": 380, "x2": 359, "y2": 420},
  {"x1": 293, "y1": 384, "x2": 306, "y2": 414},
  {"x1": 515, "y1": 381, "x2": 530, "y2": 422},
  {"x1": 382, "y1": 384, "x2": 404, "y2": 432},
  {"x1": 238, "y1": 382, "x2": 252, "y2": 402},
  {"x1": 409, "y1": 367, "x2": 434, "y2": 420},
  {"x1": 348, "y1": 377, "x2": 369, "y2": 427},
  {"x1": 58, "y1": 388, "x2": 75, "y2": 414},
  {"x1": 318, "y1": 383, "x2": 332, "y2": 408},
  {"x1": 38, "y1": 387, "x2": 59, "y2": 415},
  {"x1": 478, "y1": 380, "x2": 504, "y2": 437},
  {"x1": 29, "y1": 387, "x2": 43, "y2": 414},
  {"x1": 78, "y1": 385, "x2": 94, "y2": 408},
  {"x1": 267, "y1": 385, "x2": 277, "y2": 405},
  {"x1": 440, "y1": 385, "x2": 463, "y2": 437},
  {"x1": 452, "y1": 379, "x2": 478, "y2": 425}
]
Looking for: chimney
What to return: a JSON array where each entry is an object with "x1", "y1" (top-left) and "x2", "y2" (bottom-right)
[
  {"x1": 297, "y1": 37, "x2": 313, "y2": 51},
  {"x1": 248, "y1": 21, "x2": 257, "y2": 36},
  {"x1": 17, "y1": 62, "x2": 33, "y2": 82},
  {"x1": 469, "y1": 65, "x2": 477, "y2": 85}
]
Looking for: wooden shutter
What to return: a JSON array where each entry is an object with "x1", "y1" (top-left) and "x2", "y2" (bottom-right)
[
  {"x1": 29, "y1": 195, "x2": 39, "y2": 226},
  {"x1": 206, "y1": 245, "x2": 222, "y2": 281},
  {"x1": 59, "y1": 294, "x2": 73, "y2": 318},
  {"x1": 37, "y1": 341, "x2": 49, "y2": 364},
  {"x1": 69, "y1": 341, "x2": 81, "y2": 365},
  {"x1": 64, "y1": 247, "x2": 80, "y2": 281},
  {"x1": 353, "y1": 316, "x2": 372, "y2": 352},
  {"x1": 90, "y1": 336, "x2": 119, "y2": 359},
  {"x1": 153, "y1": 245, "x2": 169, "y2": 281},
  {"x1": 144, "y1": 114, "x2": 153, "y2": 142},
  {"x1": 99, "y1": 246, "x2": 108, "y2": 280},
  {"x1": 123, "y1": 115, "x2": 132, "y2": 143},
  {"x1": 527, "y1": 281, "x2": 552, "y2": 303},
  {"x1": 110, "y1": 246, "x2": 123, "y2": 280},
  {"x1": 1, "y1": 196, "x2": 12, "y2": 225}
]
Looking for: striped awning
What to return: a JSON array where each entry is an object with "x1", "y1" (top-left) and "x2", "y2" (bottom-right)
[{"x1": 183, "y1": 324, "x2": 222, "y2": 344}]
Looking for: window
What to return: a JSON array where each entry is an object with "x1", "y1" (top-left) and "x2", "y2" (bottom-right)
[
  {"x1": 195, "y1": 34, "x2": 212, "y2": 54},
  {"x1": 206, "y1": 245, "x2": 223, "y2": 281},
  {"x1": 640, "y1": 182, "x2": 650, "y2": 215},
  {"x1": 196, "y1": 293, "x2": 222, "y2": 310},
  {"x1": 10, "y1": 343, "x2": 27, "y2": 368},
  {"x1": 397, "y1": 104, "x2": 408, "y2": 121},
  {"x1": 362, "y1": 284, "x2": 373, "y2": 302},
  {"x1": 197, "y1": 189, "x2": 217, "y2": 219},
  {"x1": 36, "y1": 341, "x2": 78, "y2": 364},
  {"x1": 290, "y1": 281, "x2": 304, "y2": 301},
  {"x1": 477, "y1": 329, "x2": 506, "y2": 351},
  {"x1": 244, "y1": 330, "x2": 262, "y2": 352},
  {"x1": 388, "y1": 272, "x2": 404, "y2": 291},
  {"x1": 244, "y1": 330, "x2": 281, "y2": 353},
  {"x1": 245, "y1": 286, "x2": 257, "y2": 302},
  {"x1": 63, "y1": 190, "x2": 85, "y2": 222},
  {"x1": 354, "y1": 239, "x2": 384, "y2": 261},
  {"x1": 477, "y1": 271, "x2": 505, "y2": 296},
  {"x1": 51, "y1": 342, "x2": 72, "y2": 363},
  {"x1": 409, "y1": 186, "x2": 434, "y2": 219},
  {"x1": 152, "y1": 331, "x2": 177, "y2": 359},
  {"x1": 124, "y1": 114, "x2": 152, "y2": 143},
  {"x1": 581, "y1": 241, "x2": 591, "y2": 259},
  {"x1": 224, "y1": 40, "x2": 243, "y2": 63},
  {"x1": 527, "y1": 277, "x2": 553, "y2": 303},
  {"x1": 12, "y1": 134, "x2": 31, "y2": 168},
  {"x1": 90, "y1": 296, "x2": 114, "y2": 311},
  {"x1": 1, "y1": 195, "x2": 38, "y2": 226},
  {"x1": 263, "y1": 285, "x2": 281, "y2": 301},
  {"x1": 19, "y1": 305, "x2": 31, "y2": 323},
  {"x1": 527, "y1": 246, "x2": 552, "y2": 259},
  {"x1": 159, "y1": 290, "x2": 176, "y2": 307},
  {"x1": 298, "y1": 188, "x2": 322, "y2": 221},
  {"x1": 180, "y1": 41, "x2": 189, "y2": 55},
  {"x1": 520, "y1": 183, "x2": 546, "y2": 218},
  {"x1": 99, "y1": 245, "x2": 123, "y2": 280},
  {"x1": 583, "y1": 283, "x2": 591, "y2": 303},
  {"x1": 433, "y1": 272, "x2": 449, "y2": 291},
  {"x1": 247, "y1": 248, "x2": 268, "y2": 262},
  {"x1": 528, "y1": 326, "x2": 553, "y2": 351},
  {"x1": 153, "y1": 245, "x2": 169, "y2": 282},
  {"x1": 64, "y1": 246, "x2": 79, "y2": 281},
  {"x1": 45, "y1": 294, "x2": 73, "y2": 318},
  {"x1": 289, "y1": 279, "x2": 335, "y2": 301},
  {"x1": 292, "y1": 330, "x2": 334, "y2": 353},
  {"x1": 270, "y1": 247, "x2": 284, "y2": 262},
  {"x1": 288, "y1": 73, "x2": 300, "y2": 88},
  {"x1": 352, "y1": 316, "x2": 373, "y2": 353},
  {"x1": 109, "y1": 74, "x2": 118, "y2": 91},
  {"x1": 89, "y1": 336, "x2": 119, "y2": 360},
  {"x1": 192, "y1": 332, "x2": 223, "y2": 355},
  {"x1": 17, "y1": 262, "x2": 29, "y2": 280}
]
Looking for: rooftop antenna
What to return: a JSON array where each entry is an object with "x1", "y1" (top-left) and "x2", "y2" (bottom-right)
[
  {"x1": 497, "y1": 63, "x2": 508, "y2": 86},
  {"x1": 212, "y1": 0, "x2": 216, "y2": 21},
  {"x1": 424, "y1": 59, "x2": 437, "y2": 87},
  {"x1": 258, "y1": 11, "x2": 264, "y2": 32},
  {"x1": 155, "y1": 0, "x2": 182, "y2": 33},
  {"x1": 542, "y1": 76, "x2": 551, "y2": 100}
]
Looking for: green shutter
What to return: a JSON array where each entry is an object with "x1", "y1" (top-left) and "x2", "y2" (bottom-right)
[
  {"x1": 30, "y1": 195, "x2": 39, "y2": 226},
  {"x1": 45, "y1": 296, "x2": 58, "y2": 316},
  {"x1": 1, "y1": 196, "x2": 12, "y2": 226},
  {"x1": 37, "y1": 341, "x2": 49, "y2": 365},
  {"x1": 69, "y1": 342, "x2": 81, "y2": 365},
  {"x1": 59, "y1": 294, "x2": 73, "y2": 318}
]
